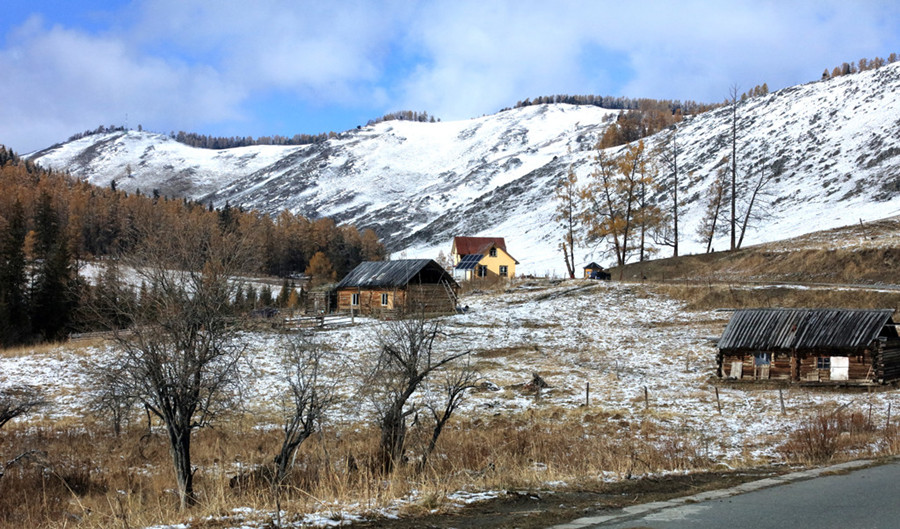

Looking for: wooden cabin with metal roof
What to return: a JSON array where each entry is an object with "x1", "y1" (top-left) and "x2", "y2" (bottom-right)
[
  {"x1": 335, "y1": 259, "x2": 459, "y2": 315},
  {"x1": 717, "y1": 308, "x2": 900, "y2": 385}
]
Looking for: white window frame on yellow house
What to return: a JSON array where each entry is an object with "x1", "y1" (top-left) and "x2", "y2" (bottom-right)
[
  {"x1": 381, "y1": 293, "x2": 389, "y2": 306},
  {"x1": 351, "y1": 293, "x2": 360, "y2": 306}
]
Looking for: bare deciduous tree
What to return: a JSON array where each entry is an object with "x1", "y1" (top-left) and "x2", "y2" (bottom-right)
[
  {"x1": 418, "y1": 358, "x2": 478, "y2": 472},
  {"x1": 656, "y1": 129, "x2": 682, "y2": 257},
  {"x1": 697, "y1": 164, "x2": 729, "y2": 253},
  {"x1": 553, "y1": 167, "x2": 580, "y2": 279},
  {"x1": 736, "y1": 161, "x2": 776, "y2": 249},
  {"x1": 94, "y1": 224, "x2": 257, "y2": 510},
  {"x1": 274, "y1": 335, "x2": 336, "y2": 484},
  {"x1": 367, "y1": 313, "x2": 469, "y2": 474},
  {"x1": 729, "y1": 84, "x2": 740, "y2": 251}
]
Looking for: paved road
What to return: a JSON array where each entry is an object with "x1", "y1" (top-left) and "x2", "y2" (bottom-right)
[{"x1": 553, "y1": 459, "x2": 900, "y2": 529}]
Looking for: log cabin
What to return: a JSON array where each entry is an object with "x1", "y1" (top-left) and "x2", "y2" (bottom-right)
[
  {"x1": 335, "y1": 259, "x2": 459, "y2": 315},
  {"x1": 717, "y1": 308, "x2": 900, "y2": 385}
]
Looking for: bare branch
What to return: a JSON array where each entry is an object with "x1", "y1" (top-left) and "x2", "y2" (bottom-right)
[{"x1": 0, "y1": 385, "x2": 47, "y2": 431}]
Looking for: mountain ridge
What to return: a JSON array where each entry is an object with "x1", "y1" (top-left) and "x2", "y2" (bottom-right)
[{"x1": 27, "y1": 63, "x2": 900, "y2": 275}]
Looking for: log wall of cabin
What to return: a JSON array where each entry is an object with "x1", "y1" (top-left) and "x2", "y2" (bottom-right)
[
  {"x1": 797, "y1": 352, "x2": 874, "y2": 382},
  {"x1": 720, "y1": 353, "x2": 789, "y2": 380},
  {"x1": 875, "y1": 345, "x2": 900, "y2": 382},
  {"x1": 405, "y1": 284, "x2": 457, "y2": 314},
  {"x1": 721, "y1": 350, "x2": 884, "y2": 383},
  {"x1": 337, "y1": 285, "x2": 456, "y2": 315},
  {"x1": 337, "y1": 288, "x2": 404, "y2": 314}
]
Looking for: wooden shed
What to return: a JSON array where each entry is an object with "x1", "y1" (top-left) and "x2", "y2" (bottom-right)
[
  {"x1": 717, "y1": 308, "x2": 900, "y2": 385},
  {"x1": 335, "y1": 259, "x2": 459, "y2": 315},
  {"x1": 583, "y1": 262, "x2": 609, "y2": 279}
]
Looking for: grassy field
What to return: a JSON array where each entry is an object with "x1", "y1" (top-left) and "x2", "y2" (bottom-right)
[{"x1": 3, "y1": 222, "x2": 900, "y2": 528}]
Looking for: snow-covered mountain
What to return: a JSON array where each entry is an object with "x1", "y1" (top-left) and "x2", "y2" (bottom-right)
[{"x1": 28, "y1": 63, "x2": 900, "y2": 275}]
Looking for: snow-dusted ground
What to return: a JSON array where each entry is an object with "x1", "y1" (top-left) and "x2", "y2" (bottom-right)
[
  {"x1": 5, "y1": 280, "x2": 896, "y2": 463},
  {"x1": 4, "y1": 279, "x2": 899, "y2": 527}
]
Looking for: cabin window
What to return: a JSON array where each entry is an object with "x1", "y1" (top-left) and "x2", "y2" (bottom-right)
[
  {"x1": 753, "y1": 353, "x2": 771, "y2": 366},
  {"x1": 489, "y1": 247, "x2": 497, "y2": 257},
  {"x1": 816, "y1": 357, "x2": 830, "y2": 370},
  {"x1": 351, "y1": 293, "x2": 360, "y2": 306},
  {"x1": 477, "y1": 265, "x2": 488, "y2": 278},
  {"x1": 381, "y1": 293, "x2": 389, "y2": 306},
  {"x1": 499, "y1": 265, "x2": 508, "y2": 277}
]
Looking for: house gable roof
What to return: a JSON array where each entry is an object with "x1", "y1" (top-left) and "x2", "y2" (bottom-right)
[
  {"x1": 452, "y1": 237, "x2": 519, "y2": 265},
  {"x1": 453, "y1": 237, "x2": 507, "y2": 256},
  {"x1": 583, "y1": 262, "x2": 603, "y2": 270},
  {"x1": 336, "y1": 259, "x2": 457, "y2": 289},
  {"x1": 718, "y1": 308, "x2": 896, "y2": 353}
]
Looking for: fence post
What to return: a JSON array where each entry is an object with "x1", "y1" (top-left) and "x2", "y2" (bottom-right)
[
  {"x1": 779, "y1": 388, "x2": 786, "y2": 415},
  {"x1": 715, "y1": 387, "x2": 722, "y2": 413},
  {"x1": 585, "y1": 382, "x2": 590, "y2": 407},
  {"x1": 644, "y1": 386, "x2": 649, "y2": 409}
]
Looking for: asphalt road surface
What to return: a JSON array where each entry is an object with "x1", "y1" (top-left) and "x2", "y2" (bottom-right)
[{"x1": 554, "y1": 459, "x2": 900, "y2": 529}]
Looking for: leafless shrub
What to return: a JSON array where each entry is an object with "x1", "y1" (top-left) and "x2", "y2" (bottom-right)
[
  {"x1": 366, "y1": 312, "x2": 470, "y2": 473},
  {"x1": 779, "y1": 410, "x2": 876, "y2": 464},
  {"x1": 0, "y1": 385, "x2": 46, "y2": 432}
]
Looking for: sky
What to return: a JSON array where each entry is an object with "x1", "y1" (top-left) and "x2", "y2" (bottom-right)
[{"x1": 2, "y1": 0, "x2": 900, "y2": 153}]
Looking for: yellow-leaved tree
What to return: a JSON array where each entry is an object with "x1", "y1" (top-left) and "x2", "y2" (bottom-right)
[
  {"x1": 305, "y1": 251, "x2": 336, "y2": 287},
  {"x1": 581, "y1": 140, "x2": 654, "y2": 272}
]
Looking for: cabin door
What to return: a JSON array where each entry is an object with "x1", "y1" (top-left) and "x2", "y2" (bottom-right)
[{"x1": 830, "y1": 357, "x2": 849, "y2": 381}]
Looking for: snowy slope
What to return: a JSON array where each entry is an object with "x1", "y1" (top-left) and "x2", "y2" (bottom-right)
[
  {"x1": 27, "y1": 63, "x2": 900, "y2": 275},
  {"x1": 30, "y1": 130, "x2": 301, "y2": 198}
]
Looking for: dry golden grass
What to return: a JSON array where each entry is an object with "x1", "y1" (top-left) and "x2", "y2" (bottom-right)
[
  {"x1": 0, "y1": 407, "x2": 781, "y2": 528},
  {"x1": 0, "y1": 336, "x2": 110, "y2": 359},
  {"x1": 5, "y1": 396, "x2": 900, "y2": 527},
  {"x1": 611, "y1": 217, "x2": 900, "y2": 286},
  {"x1": 655, "y1": 283, "x2": 900, "y2": 312},
  {"x1": 0, "y1": 341, "x2": 67, "y2": 359}
]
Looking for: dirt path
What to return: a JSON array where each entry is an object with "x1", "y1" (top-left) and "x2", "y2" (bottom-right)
[{"x1": 349, "y1": 467, "x2": 791, "y2": 529}]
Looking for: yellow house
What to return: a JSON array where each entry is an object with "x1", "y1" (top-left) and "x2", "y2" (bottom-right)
[{"x1": 451, "y1": 237, "x2": 518, "y2": 281}]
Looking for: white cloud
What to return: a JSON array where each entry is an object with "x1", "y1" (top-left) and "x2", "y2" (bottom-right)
[
  {"x1": 0, "y1": 15, "x2": 243, "y2": 151},
  {"x1": 2, "y1": 0, "x2": 900, "y2": 152}
]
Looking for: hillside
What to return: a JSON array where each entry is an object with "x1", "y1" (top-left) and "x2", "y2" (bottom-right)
[{"x1": 28, "y1": 63, "x2": 900, "y2": 275}]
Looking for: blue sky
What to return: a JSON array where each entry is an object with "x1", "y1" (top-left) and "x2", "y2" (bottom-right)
[{"x1": 3, "y1": 0, "x2": 900, "y2": 153}]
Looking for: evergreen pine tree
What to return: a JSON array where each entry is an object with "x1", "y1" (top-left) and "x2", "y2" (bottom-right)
[{"x1": 0, "y1": 201, "x2": 30, "y2": 345}]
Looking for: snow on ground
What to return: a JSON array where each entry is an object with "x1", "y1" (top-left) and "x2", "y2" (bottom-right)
[
  {"x1": 3, "y1": 279, "x2": 899, "y2": 527},
  {"x1": 5, "y1": 280, "x2": 896, "y2": 459}
]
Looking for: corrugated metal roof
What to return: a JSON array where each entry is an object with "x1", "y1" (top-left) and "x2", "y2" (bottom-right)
[
  {"x1": 718, "y1": 308, "x2": 895, "y2": 353},
  {"x1": 335, "y1": 259, "x2": 456, "y2": 289}
]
